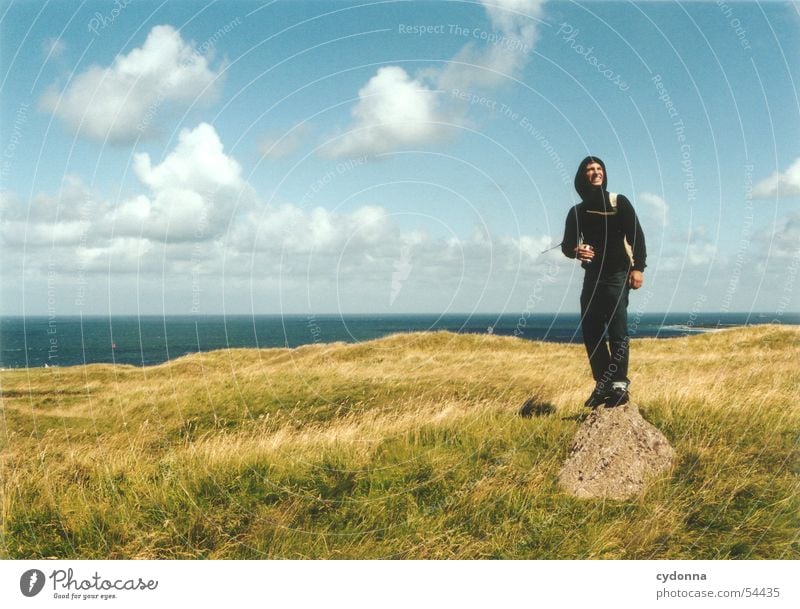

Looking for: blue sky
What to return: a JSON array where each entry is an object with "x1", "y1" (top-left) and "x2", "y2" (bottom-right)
[{"x1": 1, "y1": 0, "x2": 798, "y2": 316}]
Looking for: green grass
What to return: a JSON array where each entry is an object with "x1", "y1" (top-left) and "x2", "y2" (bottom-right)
[{"x1": 1, "y1": 325, "x2": 798, "y2": 558}]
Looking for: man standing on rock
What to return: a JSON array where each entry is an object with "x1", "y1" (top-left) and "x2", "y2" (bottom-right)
[{"x1": 562, "y1": 156, "x2": 647, "y2": 408}]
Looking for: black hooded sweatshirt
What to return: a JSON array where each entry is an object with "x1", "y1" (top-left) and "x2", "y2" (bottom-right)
[{"x1": 561, "y1": 156, "x2": 647, "y2": 275}]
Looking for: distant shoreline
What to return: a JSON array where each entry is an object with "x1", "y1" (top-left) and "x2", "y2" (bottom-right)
[
  {"x1": 1, "y1": 321, "x2": 796, "y2": 371},
  {"x1": 2, "y1": 312, "x2": 797, "y2": 319}
]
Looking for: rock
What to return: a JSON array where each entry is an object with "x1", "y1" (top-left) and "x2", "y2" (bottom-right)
[{"x1": 558, "y1": 402, "x2": 675, "y2": 500}]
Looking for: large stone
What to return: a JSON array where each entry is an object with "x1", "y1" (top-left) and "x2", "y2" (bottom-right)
[{"x1": 558, "y1": 402, "x2": 675, "y2": 500}]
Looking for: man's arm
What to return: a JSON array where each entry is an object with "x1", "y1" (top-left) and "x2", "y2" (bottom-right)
[
  {"x1": 619, "y1": 196, "x2": 646, "y2": 270},
  {"x1": 561, "y1": 206, "x2": 579, "y2": 259},
  {"x1": 619, "y1": 196, "x2": 646, "y2": 288}
]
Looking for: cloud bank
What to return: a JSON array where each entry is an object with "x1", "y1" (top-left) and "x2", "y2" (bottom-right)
[{"x1": 2, "y1": 122, "x2": 556, "y2": 313}]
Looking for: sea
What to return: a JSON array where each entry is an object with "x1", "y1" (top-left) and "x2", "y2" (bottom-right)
[{"x1": 0, "y1": 312, "x2": 797, "y2": 369}]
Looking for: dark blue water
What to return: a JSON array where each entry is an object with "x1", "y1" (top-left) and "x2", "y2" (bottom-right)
[{"x1": 0, "y1": 313, "x2": 796, "y2": 368}]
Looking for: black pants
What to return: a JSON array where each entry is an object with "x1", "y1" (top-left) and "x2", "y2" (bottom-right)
[{"x1": 580, "y1": 269, "x2": 630, "y2": 389}]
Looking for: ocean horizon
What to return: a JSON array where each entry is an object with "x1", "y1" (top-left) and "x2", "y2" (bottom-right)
[{"x1": 1, "y1": 312, "x2": 797, "y2": 369}]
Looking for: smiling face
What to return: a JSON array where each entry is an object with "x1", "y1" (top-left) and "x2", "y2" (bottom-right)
[{"x1": 584, "y1": 161, "x2": 604, "y2": 187}]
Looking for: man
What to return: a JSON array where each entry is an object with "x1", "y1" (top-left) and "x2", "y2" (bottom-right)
[{"x1": 562, "y1": 156, "x2": 646, "y2": 407}]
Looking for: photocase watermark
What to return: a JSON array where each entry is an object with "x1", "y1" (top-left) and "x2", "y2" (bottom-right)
[
  {"x1": 299, "y1": 156, "x2": 368, "y2": 205},
  {"x1": 513, "y1": 260, "x2": 559, "y2": 337},
  {"x1": 493, "y1": 95, "x2": 569, "y2": 187},
  {"x1": 389, "y1": 239, "x2": 414, "y2": 306},
  {"x1": 684, "y1": 293, "x2": 708, "y2": 331},
  {"x1": 517, "y1": 113, "x2": 572, "y2": 185},
  {"x1": 20, "y1": 568, "x2": 158, "y2": 601},
  {"x1": 307, "y1": 313, "x2": 323, "y2": 344},
  {"x1": 628, "y1": 287, "x2": 656, "y2": 339},
  {"x1": 398, "y1": 23, "x2": 447, "y2": 36},
  {"x1": 717, "y1": 0, "x2": 752, "y2": 51},
  {"x1": 189, "y1": 208, "x2": 210, "y2": 314},
  {"x1": 720, "y1": 163, "x2": 755, "y2": 312},
  {"x1": 46, "y1": 259, "x2": 58, "y2": 364},
  {"x1": 595, "y1": 285, "x2": 655, "y2": 389},
  {"x1": 137, "y1": 93, "x2": 167, "y2": 134},
  {"x1": 0, "y1": 102, "x2": 30, "y2": 188},
  {"x1": 771, "y1": 245, "x2": 800, "y2": 323},
  {"x1": 450, "y1": 89, "x2": 571, "y2": 186},
  {"x1": 398, "y1": 23, "x2": 532, "y2": 54},
  {"x1": 451, "y1": 88, "x2": 500, "y2": 112},
  {"x1": 20, "y1": 569, "x2": 46, "y2": 597},
  {"x1": 73, "y1": 201, "x2": 94, "y2": 308},
  {"x1": 197, "y1": 16, "x2": 242, "y2": 56},
  {"x1": 449, "y1": 23, "x2": 532, "y2": 54},
  {"x1": 556, "y1": 22, "x2": 629, "y2": 92},
  {"x1": 136, "y1": 17, "x2": 242, "y2": 133},
  {"x1": 652, "y1": 74, "x2": 697, "y2": 203},
  {"x1": 87, "y1": 0, "x2": 134, "y2": 36}
]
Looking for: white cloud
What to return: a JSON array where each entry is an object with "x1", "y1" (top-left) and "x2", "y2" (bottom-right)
[
  {"x1": 685, "y1": 224, "x2": 716, "y2": 266},
  {"x1": 77, "y1": 237, "x2": 156, "y2": 274},
  {"x1": 324, "y1": 1, "x2": 544, "y2": 158},
  {"x1": 39, "y1": 25, "x2": 221, "y2": 144},
  {"x1": 510, "y1": 234, "x2": 553, "y2": 262},
  {"x1": 688, "y1": 225, "x2": 708, "y2": 243},
  {"x1": 638, "y1": 191, "x2": 669, "y2": 225},
  {"x1": 133, "y1": 123, "x2": 242, "y2": 194},
  {"x1": 2, "y1": 122, "x2": 557, "y2": 313},
  {"x1": 1, "y1": 123, "x2": 249, "y2": 251},
  {"x1": 42, "y1": 37, "x2": 66, "y2": 60},
  {"x1": 322, "y1": 67, "x2": 446, "y2": 158},
  {"x1": 655, "y1": 224, "x2": 718, "y2": 271},
  {"x1": 753, "y1": 157, "x2": 800, "y2": 198},
  {"x1": 117, "y1": 122, "x2": 250, "y2": 241},
  {"x1": 686, "y1": 242, "x2": 717, "y2": 266},
  {"x1": 434, "y1": 0, "x2": 544, "y2": 91},
  {"x1": 2, "y1": 221, "x2": 87, "y2": 247},
  {"x1": 232, "y1": 201, "x2": 552, "y2": 279},
  {"x1": 0, "y1": 176, "x2": 101, "y2": 247},
  {"x1": 231, "y1": 203, "x2": 394, "y2": 258},
  {"x1": 220, "y1": 195, "x2": 556, "y2": 306},
  {"x1": 1, "y1": 175, "x2": 92, "y2": 223}
]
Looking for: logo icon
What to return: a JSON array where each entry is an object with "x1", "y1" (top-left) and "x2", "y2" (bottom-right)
[
  {"x1": 390, "y1": 242, "x2": 413, "y2": 306},
  {"x1": 20, "y1": 569, "x2": 45, "y2": 597}
]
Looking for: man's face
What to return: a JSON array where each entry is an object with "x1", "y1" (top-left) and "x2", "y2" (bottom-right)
[{"x1": 584, "y1": 162, "x2": 604, "y2": 187}]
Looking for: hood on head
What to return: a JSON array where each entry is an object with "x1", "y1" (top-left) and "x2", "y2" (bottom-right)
[{"x1": 574, "y1": 155, "x2": 608, "y2": 202}]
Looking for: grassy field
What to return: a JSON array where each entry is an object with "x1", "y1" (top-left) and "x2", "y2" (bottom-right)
[{"x1": 1, "y1": 325, "x2": 798, "y2": 559}]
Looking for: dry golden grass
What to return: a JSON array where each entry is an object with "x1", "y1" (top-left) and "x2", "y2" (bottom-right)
[{"x1": 1, "y1": 324, "x2": 798, "y2": 559}]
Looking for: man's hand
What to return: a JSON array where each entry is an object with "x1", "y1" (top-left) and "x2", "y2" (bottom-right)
[
  {"x1": 629, "y1": 270, "x2": 643, "y2": 289},
  {"x1": 574, "y1": 244, "x2": 595, "y2": 262}
]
